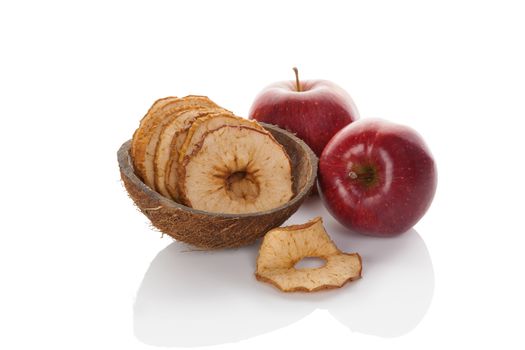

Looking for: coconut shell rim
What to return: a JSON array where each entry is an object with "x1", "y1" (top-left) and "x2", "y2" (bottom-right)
[{"x1": 118, "y1": 122, "x2": 318, "y2": 219}]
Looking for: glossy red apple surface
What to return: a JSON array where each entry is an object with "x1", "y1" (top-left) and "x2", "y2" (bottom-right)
[
  {"x1": 249, "y1": 68, "x2": 359, "y2": 157},
  {"x1": 318, "y1": 119, "x2": 437, "y2": 236}
]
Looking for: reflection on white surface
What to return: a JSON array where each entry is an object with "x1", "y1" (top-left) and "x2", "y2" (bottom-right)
[{"x1": 134, "y1": 198, "x2": 434, "y2": 347}]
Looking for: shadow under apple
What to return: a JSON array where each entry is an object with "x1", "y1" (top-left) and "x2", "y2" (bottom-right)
[{"x1": 133, "y1": 200, "x2": 434, "y2": 347}]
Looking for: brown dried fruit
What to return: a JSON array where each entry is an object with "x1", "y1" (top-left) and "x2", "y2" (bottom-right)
[
  {"x1": 178, "y1": 113, "x2": 265, "y2": 164},
  {"x1": 164, "y1": 128, "x2": 191, "y2": 201},
  {"x1": 154, "y1": 107, "x2": 230, "y2": 198},
  {"x1": 178, "y1": 125, "x2": 294, "y2": 214},
  {"x1": 255, "y1": 217, "x2": 362, "y2": 292},
  {"x1": 131, "y1": 96, "x2": 178, "y2": 162},
  {"x1": 132, "y1": 96, "x2": 223, "y2": 190},
  {"x1": 164, "y1": 111, "x2": 236, "y2": 201}
]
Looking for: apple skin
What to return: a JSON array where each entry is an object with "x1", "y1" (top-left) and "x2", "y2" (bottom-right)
[
  {"x1": 249, "y1": 80, "x2": 359, "y2": 157},
  {"x1": 318, "y1": 119, "x2": 437, "y2": 236}
]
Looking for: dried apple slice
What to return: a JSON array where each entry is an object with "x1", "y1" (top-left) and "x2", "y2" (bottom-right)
[
  {"x1": 164, "y1": 128, "x2": 191, "y2": 201},
  {"x1": 178, "y1": 125, "x2": 293, "y2": 214},
  {"x1": 132, "y1": 96, "x2": 222, "y2": 190},
  {"x1": 154, "y1": 107, "x2": 230, "y2": 198},
  {"x1": 131, "y1": 96, "x2": 178, "y2": 162},
  {"x1": 136, "y1": 96, "x2": 222, "y2": 189},
  {"x1": 255, "y1": 217, "x2": 362, "y2": 292},
  {"x1": 166, "y1": 112, "x2": 260, "y2": 201},
  {"x1": 164, "y1": 111, "x2": 234, "y2": 200},
  {"x1": 178, "y1": 114, "x2": 265, "y2": 164}
]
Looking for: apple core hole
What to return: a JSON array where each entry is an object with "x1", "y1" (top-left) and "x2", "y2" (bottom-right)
[
  {"x1": 294, "y1": 257, "x2": 326, "y2": 270},
  {"x1": 225, "y1": 171, "x2": 260, "y2": 202}
]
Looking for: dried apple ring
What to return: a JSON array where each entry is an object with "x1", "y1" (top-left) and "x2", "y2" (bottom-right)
[
  {"x1": 165, "y1": 111, "x2": 237, "y2": 201},
  {"x1": 178, "y1": 125, "x2": 293, "y2": 214},
  {"x1": 178, "y1": 113, "x2": 265, "y2": 164},
  {"x1": 154, "y1": 107, "x2": 229, "y2": 198},
  {"x1": 132, "y1": 95, "x2": 223, "y2": 190},
  {"x1": 255, "y1": 217, "x2": 362, "y2": 292}
]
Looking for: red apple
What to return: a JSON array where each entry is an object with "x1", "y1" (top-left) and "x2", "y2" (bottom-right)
[
  {"x1": 249, "y1": 68, "x2": 359, "y2": 157},
  {"x1": 318, "y1": 119, "x2": 437, "y2": 236}
]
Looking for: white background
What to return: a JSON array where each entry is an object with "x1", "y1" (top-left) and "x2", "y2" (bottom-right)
[{"x1": 1, "y1": 0, "x2": 524, "y2": 349}]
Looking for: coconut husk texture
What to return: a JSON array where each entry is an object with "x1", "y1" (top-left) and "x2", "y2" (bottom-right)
[{"x1": 118, "y1": 123, "x2": 318, "y2": 249}]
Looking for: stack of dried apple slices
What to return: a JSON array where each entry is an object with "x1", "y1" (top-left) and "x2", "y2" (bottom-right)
[{"x1": 131, "y1": 95, "x2": 294, "y2": 214}]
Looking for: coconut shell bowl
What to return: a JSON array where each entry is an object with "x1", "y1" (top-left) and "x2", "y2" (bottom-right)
[{"x1": 118, "y1": 123, "x2": 318, "y2": 249}]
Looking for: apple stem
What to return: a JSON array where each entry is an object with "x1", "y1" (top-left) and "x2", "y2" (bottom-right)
[
  {"x1": 292, "y1": 67, "x2": 301, "y2": 92},
  {"x1": 348, "y1": 171, "x2": 358, "y2": 180}
]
